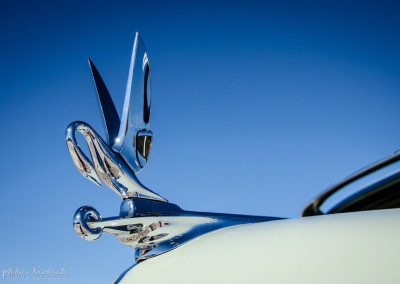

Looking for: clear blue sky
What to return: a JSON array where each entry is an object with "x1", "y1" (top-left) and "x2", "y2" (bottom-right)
[{"x1": 1, "y1": 0, "x2": 400, "y2": 282}]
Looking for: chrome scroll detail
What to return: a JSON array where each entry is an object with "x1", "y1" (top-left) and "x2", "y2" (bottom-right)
[
  {"x1": 65, "y1": 32, "x2": 166, "y2": 202},
  {"x1": 73, "y1": 206, "x2": 102, "y2": 241},
  {"x1": 73, "y1": 199, "x2": 281, "y2": 262}
]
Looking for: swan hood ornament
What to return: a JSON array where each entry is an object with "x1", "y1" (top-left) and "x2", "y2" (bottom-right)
[
  {"x1": 66, "y1": 32, "x2": 166, "y2": 202},
  {"x1": 66, "y1": 33, "x2": 280, "y2": 268}
]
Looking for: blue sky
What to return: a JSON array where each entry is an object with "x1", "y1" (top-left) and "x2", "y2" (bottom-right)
[{"x1": 1, "y1": 0, "x2": 400, "y2": 282}]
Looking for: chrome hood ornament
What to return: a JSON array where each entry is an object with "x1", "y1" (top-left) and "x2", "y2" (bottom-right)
[
  {"x1": 66, "y1": 33, "x2": 165, "y2": 202},
  {"x1": 66, "y1": 33, "x2": 281, "y2": 270}
]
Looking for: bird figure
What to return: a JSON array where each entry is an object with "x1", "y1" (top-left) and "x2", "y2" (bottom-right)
[{"x1": 65, "y1": 32, "x2": 166, "y2": 202}]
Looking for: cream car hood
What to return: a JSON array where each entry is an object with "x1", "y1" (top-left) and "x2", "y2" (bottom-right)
[{"x1": 116, "y1": 208, "x2": 400, "y2": 284}]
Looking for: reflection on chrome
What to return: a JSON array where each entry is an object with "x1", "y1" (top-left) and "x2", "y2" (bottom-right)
[
  {"x1": 66, "y1": 121, "x2": 165, "y2": 201},
  {"x1": 73, "y1": 206, "x2": 102, "y2": 241},
  {"x1": 73, "y1": 202, "x2": 280, "y2": 262},
  {"x1": 66, "y1": 32, "x2": 282, "y2": 266},
  {"x1": 65, "y1": 32, "x2": 165, "y2": 202}
]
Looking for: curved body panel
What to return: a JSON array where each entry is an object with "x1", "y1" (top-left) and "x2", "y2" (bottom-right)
[{"x1": 117, "y1": 209, "x2": 400, "y2": 283}]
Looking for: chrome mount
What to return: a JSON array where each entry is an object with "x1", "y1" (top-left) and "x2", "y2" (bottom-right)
[
  {"x1": 67, "y1": 32, "x2": 281, "y2": 263},
  {"x1": 73, "y1": 199, "x2": 279, "y2": 262}
]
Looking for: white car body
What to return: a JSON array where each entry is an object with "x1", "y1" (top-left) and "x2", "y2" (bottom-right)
[{"x1": 116, "y1": 209, "x2": 400, "y2": 283}]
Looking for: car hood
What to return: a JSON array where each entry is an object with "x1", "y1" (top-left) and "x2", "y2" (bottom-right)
[{"x1": 114, "y1": 208, "x2": 400, "y2": 283}]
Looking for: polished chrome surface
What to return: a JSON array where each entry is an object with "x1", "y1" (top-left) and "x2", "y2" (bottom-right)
[
  {"x1": 65, "y1": 32, "x2": 166, "y2": 202},
  {"x1": 67, "y1": 33, "x2": 283, "y2": 266},
  {"x1": 88, "y1": 58, "x2": 120, "y2": 145},
  {"x1": 73, "y1": 199, "x2": 281, "y2": 262},
  {"x1": 73, "y1": 206, "x2": 102, "y2": 241},
  {"x1": 112, "y1": 33, "x2": 152, "y2": 172},
  {"x1": 66, "y1": 121, "x2": 166, "y2": 201}
]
